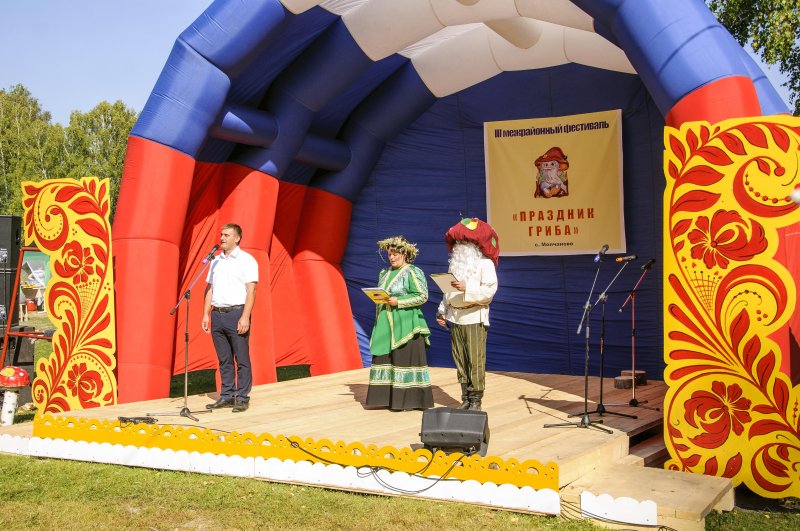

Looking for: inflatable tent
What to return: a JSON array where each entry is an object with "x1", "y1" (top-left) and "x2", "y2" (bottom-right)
[{"x1": 111, "y1": 0, "x2": 789, "y2": 403}]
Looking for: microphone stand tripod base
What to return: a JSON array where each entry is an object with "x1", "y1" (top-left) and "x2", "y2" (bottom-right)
[
  {"x1": 146, "y1": 404, "x2": 211, "y2": 423},
  {"x1": 544, "y1": 414, "x2": 612, "y2": 434},
  {"x1": 575, "y1": 401, "x2": 637, "y2": 419},
  {"x1": 629, "y1": 398, "x2": 660, "y2": 411}
]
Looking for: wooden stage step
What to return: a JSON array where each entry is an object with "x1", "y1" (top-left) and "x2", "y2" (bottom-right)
[
  {"x1": 619, "y1": 432, "x2": 668, "y2": 467},
  {"x1": 561, "y1": 463, "x2": 734, "y2": 530}
]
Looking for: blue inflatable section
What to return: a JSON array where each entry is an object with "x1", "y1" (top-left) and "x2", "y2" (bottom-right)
[{"x1": 574, "y1": 0, "x2": 760, "y2": 114}]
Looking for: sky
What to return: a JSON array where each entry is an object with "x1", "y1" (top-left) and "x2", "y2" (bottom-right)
[
  {"x1": 0, "y1": 0, "x2": 214, "y2": 125},
  {"x1": 0, "y1": 1, "x2": 794, "y2": 125}
]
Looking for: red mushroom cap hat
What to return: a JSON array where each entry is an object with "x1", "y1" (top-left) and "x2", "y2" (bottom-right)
[
  {"x1": 0, "y1": 366, "x2": 30, "y2": 388},
  {"x1": 534, "y1": 146, "x2": 569, "y2": 171},
  {"x1": 445, "y1": 218, "x2": 500, "y2": 266}
]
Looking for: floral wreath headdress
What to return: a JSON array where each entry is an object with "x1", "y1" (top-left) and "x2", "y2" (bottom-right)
[{"x1": 377, "y1": 236, "x2": 419, "y2": 263}]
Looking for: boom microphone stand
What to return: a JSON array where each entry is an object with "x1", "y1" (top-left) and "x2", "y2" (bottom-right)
[
  {"x1": 581, "y1": 256, "x2": 637, "y2": 419},
  {"x1": 148, "y1": 245, "x2": 220, "y2": 421},
  {"x1": 617, "y1": 258, "x2": 659, "y2": 411},
  {"x1": 544, "y1": 245, "x2": 612, "y2": 433}
]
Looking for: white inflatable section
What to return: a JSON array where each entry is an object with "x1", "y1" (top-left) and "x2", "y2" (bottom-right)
[
  {"x1": 343, "y1": 0, "x2": 445, "y2": 61},
  {"x1": 407, "y1": 23, "x2": 633, "y2": 97},
  {"x1": 286, "y1": 0, "x2": 636, "y2": 97},
  {"x1": 431, "y1": 0, "x2": 521, "y2": 25},
  {"x1": 0, "y1": 434, "x2": 561, "y2": 515},
  {"x1": 515, "y1": 0, "x2": 595, "y2": 31}
]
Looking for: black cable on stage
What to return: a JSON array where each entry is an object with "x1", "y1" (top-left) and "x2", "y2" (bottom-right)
[
  {"x1": 288, "y1": 437, "x2": 434, "y2": 476},
  {"x1": 287, "y1": 437, "x2": 468, "y2": 495},
  {"x1": 355, "y1": 455, "x2": 466, "y2": 495},
  {"x1": 117, "y1": 417, "x2": 232, "y2": 434}
]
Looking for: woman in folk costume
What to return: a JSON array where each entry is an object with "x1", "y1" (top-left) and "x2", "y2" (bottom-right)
[{"x1": 365, "y1": 236, "x2": 434, "y2": 411}]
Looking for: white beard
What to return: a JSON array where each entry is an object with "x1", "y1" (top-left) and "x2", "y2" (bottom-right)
[
  {"x1": 449, "y1": 242, "x2": 483, "y2": 283},
  {"x1": 540, "y1": 167, "x2": 559, "y2": 180}
]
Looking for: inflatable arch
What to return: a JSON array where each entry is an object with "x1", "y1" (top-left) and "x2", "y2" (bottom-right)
[{"x1": 112, "y1": 0, "x2": 790, "y2": 405}]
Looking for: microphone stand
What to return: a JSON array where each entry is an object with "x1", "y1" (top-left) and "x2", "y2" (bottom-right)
[
  {"x1": 147, "y1": 253, "x2": 216, "y2": 422},
  {"x1": 581, "y1": 261, "x2": 637, "y2": 419},
  {"x1": 544, "y1": 253, "x2": 611, "y2": 433},
  {"x1": 618, "y1": 261, "x2": 659, "y2": 411}
]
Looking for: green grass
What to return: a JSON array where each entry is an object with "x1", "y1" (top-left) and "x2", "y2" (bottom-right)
[
  {"x1": 0, "y1": 453, "x2": 796, "y2": 530},
  {"x1": 0, "y1": 453, "x2": 597, "y2": 530}
]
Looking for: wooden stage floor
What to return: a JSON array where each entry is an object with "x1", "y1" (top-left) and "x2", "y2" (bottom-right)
[{"x1": 38, "y1": 367, "x2": 666, "y2": 487}]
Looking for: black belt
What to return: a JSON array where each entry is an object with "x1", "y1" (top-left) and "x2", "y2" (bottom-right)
[{"x1": 214, "y1": 305, "x2": 244, "y2": 313}]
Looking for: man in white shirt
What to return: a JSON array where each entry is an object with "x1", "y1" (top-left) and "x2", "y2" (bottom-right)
[
  {"x1": 436, "y1": 218, "x2": 499, "y2": 411},
  {"x1": 202, "y1": 223, "x2": 258, "y2": 412}
]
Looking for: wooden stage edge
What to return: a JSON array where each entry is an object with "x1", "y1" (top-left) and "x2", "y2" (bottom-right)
[{"x1": 0, "y1": 368, "x2": 733, "y2": 529}]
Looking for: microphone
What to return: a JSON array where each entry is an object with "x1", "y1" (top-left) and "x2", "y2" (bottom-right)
[
  {"x1": 594, "y1": 244, "x2": 609, "y2": 263},
  {"x1": 641, "y1": 258, "x2": 656, "y2": 270},
  {"x1": 202, "y1": 244, "x2": 220, "y2": 264},
  {"x1": 615, "y1": 255, "x2": 638, "y2": 262}
]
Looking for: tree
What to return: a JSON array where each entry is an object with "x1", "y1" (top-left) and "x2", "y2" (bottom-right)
[
  {"x1": 0, "y1": 86, "x2": 137, "y2": 219},
  {"x1": 61, "y1": 101, "x2": 137, "y2": 217},
  {"x1": 707, "y1": 0, "x2": 800, "y2": 115},
  {"x1": 0, "y1": 85, "x2": 60, "y2": 216}
]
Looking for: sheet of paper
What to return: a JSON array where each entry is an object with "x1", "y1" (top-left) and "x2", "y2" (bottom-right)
[{"x1": 430, "y1": 273, "x2": 460, "y2": 294}]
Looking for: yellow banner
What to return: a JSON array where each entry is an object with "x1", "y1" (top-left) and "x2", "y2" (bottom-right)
[{"x1": 485, "y1": 110, "x2": 625, "y2": 255}]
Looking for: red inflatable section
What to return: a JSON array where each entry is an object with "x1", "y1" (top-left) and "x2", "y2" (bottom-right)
[
  {"x1": 114, "y1": 143, "x2": 363, "y2": 401},
  {"x1": 170, "y1": 161, "x2": 279, "y2": 387},
  {"x1": 294, "y1": 187, "x2": 362, "y2": 375},
  {"x1": 665, "y1": 76, "x2": 761, "y2": 128},
  {"x1": 113, "y1": 137, "x2": 196, "y2": 402},
  {"x1": 270, "y1": 181, "x2": 312, "y2": 367},
  {"x1": 215, "y1": 163, "x2": 279, "y2": 384}
]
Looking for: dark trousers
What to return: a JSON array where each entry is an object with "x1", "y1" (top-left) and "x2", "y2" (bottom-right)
[{"x1": 211, "y1": 307, "x2": 252, "y2": 402}]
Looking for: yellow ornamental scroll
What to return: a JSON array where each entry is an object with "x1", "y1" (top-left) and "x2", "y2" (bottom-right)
[
  {"x1": 22, "y1": 177, "x2": 117, "y2": 413},
  {"x1": 663, "y1": 116, "x2": 800, "y2": 498}
]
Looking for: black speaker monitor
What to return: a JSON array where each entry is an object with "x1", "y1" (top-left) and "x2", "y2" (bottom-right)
[
  {"x1": 420, "y1": 407, "x2": 490, "y2": 457},
  {"x1": 0, "y1": 215, "x2": 21, "y2": 325}
]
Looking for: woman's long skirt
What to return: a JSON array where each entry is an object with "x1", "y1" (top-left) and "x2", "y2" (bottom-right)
[{"x1": 364, "y1": 335, "x2": 434, "y2": 410}]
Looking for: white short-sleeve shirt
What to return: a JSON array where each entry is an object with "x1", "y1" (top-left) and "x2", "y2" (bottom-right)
[{"x1": 206, "y1": 246, "x2": 259, "y2": 307}]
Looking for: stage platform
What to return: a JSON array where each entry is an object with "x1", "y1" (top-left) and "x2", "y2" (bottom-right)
[{"x1": 0, "y1": 368, "x2": 733, "y2": 529}]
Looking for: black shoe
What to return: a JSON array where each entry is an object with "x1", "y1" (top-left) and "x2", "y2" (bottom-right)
[
  {"x1": 232, "y1": 401, "x2": 249, "y2": 413},
  {"x1": 206, "y1": 398, "x2": 234, "y2": 410},
  {"x1": 467, "y1": 391, "x2": 483, "y2": 412}
]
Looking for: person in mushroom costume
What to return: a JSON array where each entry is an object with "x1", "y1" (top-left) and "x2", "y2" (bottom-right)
[
  {"x1": 436, "y1": 218, "x2": 499, "y2": 411},
  {"x1": 534, "y1": 146, "x2": 569, "y2": 198}
]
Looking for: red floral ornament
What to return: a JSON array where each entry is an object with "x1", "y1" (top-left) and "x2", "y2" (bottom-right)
[
  {"x1": 66, "y1": 362, "x2": 103, "y2": 408},
  {"x1": 684, "y1": 381, "x2": 752, "y2": 449},
  {"x1": 54, "y1": 241, "x2": 96, "y2": 285},
  {"x1": 687, "y1": 210, "x2": 767, "y2": 269}
]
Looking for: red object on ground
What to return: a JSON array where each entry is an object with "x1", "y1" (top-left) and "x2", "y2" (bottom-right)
[{"x1": 0, "y1": 366, "x2": 30, "y2": 388}]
